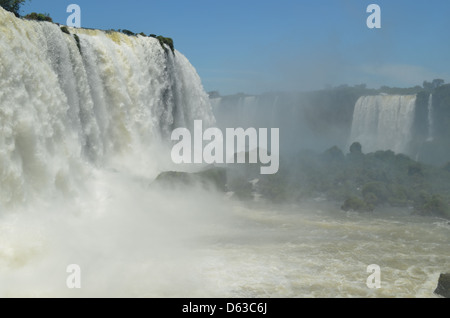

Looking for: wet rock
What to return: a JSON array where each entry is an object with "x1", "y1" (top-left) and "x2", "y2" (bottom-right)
[
  {"x1": 434, "y1": 273, "x2": 450, "y2": 298},
  {"x1": 153, "y1": 167, "x2": 227, "y2": 191}
]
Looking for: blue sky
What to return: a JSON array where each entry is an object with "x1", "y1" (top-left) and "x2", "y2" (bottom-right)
[{"x1": 21, "y1": 0, "x2": 450, "y2": 95}]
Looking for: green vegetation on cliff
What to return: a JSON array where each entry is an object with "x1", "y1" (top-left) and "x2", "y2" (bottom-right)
[
  {"x1": 156, "y1": 36, "x2": 175, "y2": 53},
  {"x1": 73, "y1": 34, "x2": 81, "y2": 53},
  {"x1": 114, "y1": 29, "x2": 174, "y2": 53},
  {"x1": 0, "y1": 0, "x2": 26, "y2": 16},
  {"x1": 277, "y1": 145, "x2": 450, "y2": 218},
  {"x1": 1, "y1": 3, "x2": 176, "y2": 55},
  {"x1": 24, "y1": 12, "x2": 53, "y2": 22},
  {"x1": 164, "y1": 144, "x2": 450, "y2": 219},
  {"x1": 60, "y1": 26, "x2": 70, "y2": 34}
]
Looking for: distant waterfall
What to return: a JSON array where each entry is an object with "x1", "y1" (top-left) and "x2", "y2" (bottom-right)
[
  {"x1": 349, "y1": 95, "x2": 417, "y2": 154},
  {"x1": 238, "y1": 96, "x2": 259, "y2": 126},
  {"x1": 427, "y1": 94, "x2": 434, "y2": 142}
]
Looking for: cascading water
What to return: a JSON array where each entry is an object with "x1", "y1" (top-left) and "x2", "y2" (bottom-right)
[
  {"x1": 0, "y1": 7, "x2": 224, "y2": 297},
  {"x1": 0, "y1": 8, "x2": 214, "y2": 208},
  {"x1": 211, "y1": 93, "x2": 353, "y2": 154},
  {"x1": 238, "y1": 96, "x2": 259, "y2": 126},
  {"x1": 349, "y1": 95, "x2": 416, "y2": 154},
  {"x1": 427, "y1": 94, "x2": 434, "y2": 142}
]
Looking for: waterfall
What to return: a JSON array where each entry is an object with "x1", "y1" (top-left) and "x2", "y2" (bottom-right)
[
  {"x1": 0, "y1": 8, "x2": 214, "y2": 207},
  {"x1": 427, "y1": 94, "x2": 434, "y2": 142},
  {"x1": 238, "y1": 96, "x2": 259, "y2": 126},
  {"x1": 210, "y1": 97, "x2": 222, "y2": 114},
  {"x1": 214, "y1": 94, "x2": 281, "y2": 129},
  {"x1": 349, "y1": 95, "x2": 416, "y2": 154}
]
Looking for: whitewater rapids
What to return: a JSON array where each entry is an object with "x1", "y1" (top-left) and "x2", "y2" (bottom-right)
[{"x1": 0, "y1": 190, "x2": 448, "y2": 297}]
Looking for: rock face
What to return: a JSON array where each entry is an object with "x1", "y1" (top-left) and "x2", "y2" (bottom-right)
[
  {"x1": 434, "y1": 273, "x2": 450, "y2": 298},
  {"x1": 154, "y1": 167, "x2": 227, "y2": 192}
]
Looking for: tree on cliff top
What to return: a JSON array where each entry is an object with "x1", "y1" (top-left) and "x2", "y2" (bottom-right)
[{"x1": 0, "y1": 0, "x2": 28, "y2": 16}]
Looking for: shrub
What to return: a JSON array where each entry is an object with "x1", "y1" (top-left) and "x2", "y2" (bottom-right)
[
  {"x1": 362, "y1": 182, "x2": 389, "y2": 205},
  {"x1": 24, "y1": 12, "x2": 53, "y2": 23},
  {"x1": 323, "y1": 146, "x2": 345, "y2": 163},
  {"x1": 418, "y1": 194, "x2": 449, "y2": 217},
  {"x1": 387, "y1": 184, "x2": 409, "y2": 207},
  {"x1": 341, "y1": 196, "x2": 374, "y2": 212},
  {"x1": 156, "y1": 35, "x2": 175, "y2": 53},
  {"x1": 73, "y1": 34, "x2": 81, "y2": 53},
  {"x1": 0, "y1": 0, "x2": 26, "y2": 17},
  {"x1": 121, "y1": 29, "x2": 136, "y2": 36},
  {"x1": 349, "y1": 142, "x2": 362, "y2": 154},
  {"x1": 408, "y1": 163, "x2": 424, "y2": 177},
  {"x1": 363, "y1": 192, "x2": 378, "y2": 206},
  {"x1": 60, "y1": 26, "x2": 70, "y2": 35}
]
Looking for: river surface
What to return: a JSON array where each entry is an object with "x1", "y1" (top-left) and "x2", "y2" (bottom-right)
[{"x1": 0, "y1": 171, "x2": 448, "y2": 298}]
